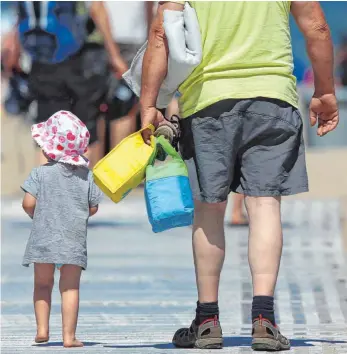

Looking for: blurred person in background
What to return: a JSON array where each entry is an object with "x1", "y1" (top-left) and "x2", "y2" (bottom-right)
[
  {"x1": 101, "y1": 1, "x2": 155, "y2": 150},
  {"x1": 1, "y1": 1, "x2": 128, "y2": 167},
  {"x1": 1, "y1": 1, "x2": 28, "y2": 116},
  {"x1": 166, "y1": 92, "x2": 180, "y2": 118},
  {"x1": 228, "y1": 194, "x2": 248, "y2": 226},
  {"x1": 80, "y1": 15, "x2": 111, "y2": 162},
  {"x1": 141, "y1": 1, "x2": 339, "y2": 350}
]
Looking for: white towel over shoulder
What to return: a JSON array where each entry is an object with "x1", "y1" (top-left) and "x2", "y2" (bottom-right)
[{"x1": 122, "y1": 3, "x2": 202, "y2": 109}]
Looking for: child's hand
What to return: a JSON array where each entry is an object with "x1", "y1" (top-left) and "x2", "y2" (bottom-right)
[
  {"x1": 22, "y1": 193, "x2": 36, "y2": 219},
  {"x1": 89, "y1": 206, "x2": 98, "y2": 217}
]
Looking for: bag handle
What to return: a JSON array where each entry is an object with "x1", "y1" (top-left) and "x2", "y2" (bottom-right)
[
  {"x1": 141, "y1": 124, "x2": 155, "y2": 134},
  {"x1": 155, "y1": 135, "x2": 182, "y2": 160}
]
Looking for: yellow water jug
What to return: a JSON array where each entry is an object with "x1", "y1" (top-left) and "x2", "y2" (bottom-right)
[{"x1": 93, "y1": 125, "x2": 156, "y2": 203}]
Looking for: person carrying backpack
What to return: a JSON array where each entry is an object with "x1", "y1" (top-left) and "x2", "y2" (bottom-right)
[{"x1": 2, "y1": 1, "x2": 128, "y2": 167}]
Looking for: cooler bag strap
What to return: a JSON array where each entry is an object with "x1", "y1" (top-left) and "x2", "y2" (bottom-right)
[{"x1": 155, "y1": 135, "x2": 182, "y2": 160}]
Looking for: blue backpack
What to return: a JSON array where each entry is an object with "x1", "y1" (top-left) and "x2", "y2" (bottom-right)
[{"x1": 18, "y1": 1, "x2": 87, "y2": 64}]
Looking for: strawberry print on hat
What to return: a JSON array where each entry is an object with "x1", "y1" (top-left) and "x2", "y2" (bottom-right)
[{"x1": 31, "y1": 111, "x2": 90, "y2": 167}]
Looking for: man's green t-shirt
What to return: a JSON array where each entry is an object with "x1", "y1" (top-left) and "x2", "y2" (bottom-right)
[{"x1": 174, "y1": 1, "x2": 298, "y2": 118}]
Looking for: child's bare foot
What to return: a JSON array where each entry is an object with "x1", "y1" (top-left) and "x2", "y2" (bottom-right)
[
  {"x1": 63, "y1": 339, "x2": 84, "y2": 348},
  {"x1": 35, "y1": 335, "x2": 49, "y2": 343}
]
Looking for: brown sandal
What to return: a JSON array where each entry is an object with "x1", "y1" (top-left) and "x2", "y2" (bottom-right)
[
  {"x1": 173, "y1": 317, "x2": 223, "y2": 349},
  {"x1": 252, "y1": 316, "x2": 290, "y2": 351}
]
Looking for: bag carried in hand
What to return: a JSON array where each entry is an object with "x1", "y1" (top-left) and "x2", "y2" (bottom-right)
[
  {"x1": 93, "y1": 125, "x2": 156, "y2": 203},
  {"x1": 145, "y1": 136, "x2": 194, "y2": 233}
]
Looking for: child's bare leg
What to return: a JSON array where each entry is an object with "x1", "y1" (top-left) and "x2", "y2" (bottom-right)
[
  {"x1": 34, "y1": 263, "x2": 55, "y2": 342},
  {"x1": 59, "y1": 265, "x2": 83, "y2": 348}
]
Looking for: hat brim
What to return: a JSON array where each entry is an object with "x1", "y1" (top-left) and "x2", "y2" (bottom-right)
[
  {"x1": 31, "y1": 123, "x2": 89, "y2": 167},
  {"x1": 59, "y1": 155, "x2": 90, "y2": 167}
]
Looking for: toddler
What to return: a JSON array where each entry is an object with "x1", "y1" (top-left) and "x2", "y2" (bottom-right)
[{"x1": 21, "y1": 110, "x2": 103, "y2": 347}]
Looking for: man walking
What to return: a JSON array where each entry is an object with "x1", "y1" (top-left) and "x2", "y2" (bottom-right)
[{"x1": 140, "y1": 1, "x2": 339, "y2": 351}]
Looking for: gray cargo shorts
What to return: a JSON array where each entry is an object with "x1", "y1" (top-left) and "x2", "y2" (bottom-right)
[{"x1": 179, "y1": 98, "x2": 309, "y2": 203}]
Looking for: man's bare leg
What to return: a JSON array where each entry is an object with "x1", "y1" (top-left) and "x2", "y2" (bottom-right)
[
  {"x1": 245, "y1": 196, "x2": 282, "y2": 297},
  {"x1": 245, "y1": 196, "x2": 290, "y2": 351},
  {"x1": 172, "y1": 200, "x2": 225, "y2": 349},
  {"x1": 193, "y1": 200, "x2": 227, "y2": 303}
]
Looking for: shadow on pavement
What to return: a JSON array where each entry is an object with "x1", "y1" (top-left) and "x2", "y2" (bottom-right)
[
  {"x1": 104, "y1": 336, "x2": 347, "y2": 349},
  {"x1": 32, "y1": 341, "x2": 102, "y2": 347},
  {"x1": 10, "y1": 220, "x2": 142, "y2": 229},
  {"x1": 226, "y1": 222, "x2": 294, "y2": 229},
  {"x1": 9, "y1": 220, "x2": 294, "y2": 230},
  {"x1": 88, "y1": 221, "x2": 143, "y2": 228}
]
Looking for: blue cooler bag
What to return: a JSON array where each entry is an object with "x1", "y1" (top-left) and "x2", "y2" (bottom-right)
[{"x1": 145, "y1": 136, "x2": 194, "y2": 233}]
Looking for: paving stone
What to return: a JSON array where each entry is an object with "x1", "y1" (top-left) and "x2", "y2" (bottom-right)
[{"x1": 1, "y1": 198, "x2": 347, "y2": 353}]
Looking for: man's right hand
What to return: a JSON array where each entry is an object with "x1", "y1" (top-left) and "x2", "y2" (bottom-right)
[
  {"x1": 291, "y1": 2, "x2": 338, "y2": 137},
  {"x1": 141, "y1": 106, "x2": 164, "y2": 145},
  {"x1": 309, "y1": 93, "x2": 339, "y2": 137}
]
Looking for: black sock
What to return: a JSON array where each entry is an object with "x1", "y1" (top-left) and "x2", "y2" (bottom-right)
[
  {"x1": 194, "y1": 301, "x2": 219, "y2": 325},
  {"x1": 252, "y1": 296, "x2": 275, "y2": 325}
]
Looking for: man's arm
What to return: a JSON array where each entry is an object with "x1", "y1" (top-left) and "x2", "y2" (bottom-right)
[
  {"x1": 145, "y1": 2, "x2": 155, "y2": 37},
  {"x1": 291, "y1": 1, "x2": 334, "y2": 95},
  {"x1": 140, "y1": 1, "x2": 184, "y2": 142},
  {"x1": 89, "y1": 1, "x2": 128, "y2": 77},
  {"x1": 291, "y1": 1, "x2": 338, "y2": 136}
]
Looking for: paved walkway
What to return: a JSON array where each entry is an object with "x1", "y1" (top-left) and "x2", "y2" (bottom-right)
[{"x1": 1, "y1": 197, "x2": 347, "y2": 353}]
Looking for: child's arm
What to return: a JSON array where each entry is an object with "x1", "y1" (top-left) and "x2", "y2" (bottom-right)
[
  {"x1": 88, "y1": 171, "x2": 103, "y2": 218},
  {"x1": 89, "y1": 205, "x2": 98, "y2": 217},
  {"x1": 21, "y1": 167, "x2": 40, "y2": 219},
  {"x1": 22, "y1": 193, "x2": 37, "y2": 219}
]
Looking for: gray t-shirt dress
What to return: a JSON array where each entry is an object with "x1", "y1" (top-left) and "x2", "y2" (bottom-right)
[{"x1": 21, "y1": 162, "x2": 103, "y2": 270}]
